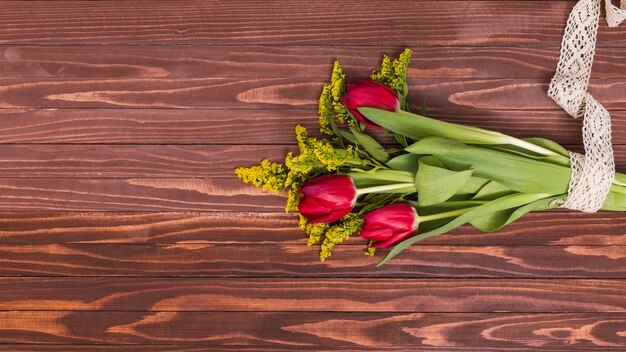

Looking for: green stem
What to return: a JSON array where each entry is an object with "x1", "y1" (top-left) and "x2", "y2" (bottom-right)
[
  {"x1": 360, "y1": 108, "x2": 560, "y2": 157},
  {"x1": 349, "y1": 170, "x2": 414, "y2": 184},
  {"x1": 420, "y1": 206, "x2": 480, "y2": 222},
  {"x1": 506, "y1": 138, "x2": 559, "y2": 157},
  {"x1": 355, "y1": 183, "x2": 415, "y2": 196}
]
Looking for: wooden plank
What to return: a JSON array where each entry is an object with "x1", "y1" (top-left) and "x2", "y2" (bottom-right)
[
  {"x1": 1, "y1": 1, "x2": 626, "y2": 46},
  {"x1": 0, "y1": 78, "x2": 625, "y2": 110},
  {"x1": 0, "y1": 311, "x2": 623, "y2": 348},
  {"x1": 0, "y1": 278, "x2": 625, "y2": 312},
  {"x1": 1, "y1": 45, "x2": 625, "y2": 79},
  {"x1": 2, "y1": 177, "x2": 626, "y2": 212},
  {"x1": 0, "y1": 211, "x2": 624, "y2": 246},
  {"x1": 0, "y1": 244, "x2": 624, "y2": 278},
  {"x1": 0, "y1": 145, "x2": 293, "y2": 178},
  {"x1": 1, "y1": 109, "x2": 626, "y2": 145},
  {"x1": 3, "y1": 346, "x2": 617, "y2": 352},
  {"x1": 0, "y1": 108, "x2": 315, "y2": 144},
  {"x1": 3, "y1": 144, "x2": 626, "y2": 178},
  {"x1": 0, "y1": 178, "x2": 284, "y2": 212}
]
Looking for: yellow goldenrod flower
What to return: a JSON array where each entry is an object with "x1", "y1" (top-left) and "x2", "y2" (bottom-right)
[
  {"x1": 305, "y1": 222, "x2": 330, "y2": 247},
  {"x1": 285, "y1": 186, "x2": 302, "y2": 212},
  {"x1": 318, "y1": 84, "x2": 334, "y2": 135},
  {"x1": 319, "y1": 214, "x2": 362, "y2": 261},
  {"x1": 330, "y1": 61, "x2": 345, "y2": 101},
  {"x1": 365, "y1": 240, "x2": 377, "y2": 257},
  {"x1": 234, "y1": 159, "x2": 288, "y2": 193},
  {"x1": 371, "y1": 48, "x2": 412, "y2": 92}
]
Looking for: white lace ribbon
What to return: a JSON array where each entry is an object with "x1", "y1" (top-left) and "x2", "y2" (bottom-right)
[{"x1": 548, "y1": 0, "x2": 626, "y2": 212}]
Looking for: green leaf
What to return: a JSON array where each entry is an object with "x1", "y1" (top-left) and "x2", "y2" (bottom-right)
[
  {"x1": 469, "y1": 209, "x2": 517, "y2": 232},
  {"x1": 350, "y1": 127, "x2": 389, "y2": 163},
  {"x1": 472, "y1": 181, "x2": 514, "y2": 200},
  {"x1": 337, "y1": 129, "x2": 357, "y2": 144},
  {"x1": 377, "y1": 192, "x2": 551, "y2": 266},
  {"x1": 523, "y1": 138, "x2": 570, "y2": 157},
  {"x1": 416, "y1": 200, "x2": 487, "y2": 216},
  {"x1": 601, "y1": 189, "x2": 626, "y2": 211},
  {"x1": 392, "y1": 132, "x2": 409, "y2": 147},
  {"x1": 358, "y1": 108, "x2": 508, "y2": 145},
  {"x1": 469, "y1": 195, "x2": 561, "y2": 232},
  {"x1": 349, "y1": 169, "x2": 415, "y2": 188},
  {"x1": 457, "y1": 177, "x2": 490, "y2": 195},
  {"x1": 416, "y1": 156, "x2": 473, "y2": 206},
  {"x1": 406, "y1": 137, "x2": 571, "y2": 195},
  {"x1": 387, "y1": 154, "x2": 420, "y2": 173},
  {"x1": 488, "y1": 145, "x2": 570, "y2": 167}
]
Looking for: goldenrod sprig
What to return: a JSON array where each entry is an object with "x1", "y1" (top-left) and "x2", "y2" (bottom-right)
[
  {"x1": 234, "y1": 159, "x2": 288, "y2": 193},
  {"x1": 371, "y1": 48, "x2": 412, "y2": 110},
  {"x1": 236, "y1": 125, "x2": 364, "y2": 213},
  {"x1": 318, "y1": 61, "x2": 357, "y2": 136},
  {"x1": 298, "y1": 214, "x2": 331, "y2": 247},
  {"x1": 319, "y1": 214, "x2": 362, "y2": 261},
  {"x1": 365, "y1": 240, "x2": 377, "y2": 257}
]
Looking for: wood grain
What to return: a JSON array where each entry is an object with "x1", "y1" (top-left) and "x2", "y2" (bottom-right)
[
  {"x1": 0, "y1": 145, "x2": 293, "y2": 178},
  {"x1": 0, "y1": 178, "x2": 284, "y2": 212},
  {"x1": 2, "y1": 45, "x2": 626, "y2": 79},
  {"x1": 0, "y1": 211, "x2": 624, "y2": 246},
  {"x1": 4, "y1": 175, "x2": 626, "y2": 212},
  {"x1": 1, "y1": 77, "x2": 625, "y2": 110},
  {"x1": 0, "y1": 311, "x2": 624, "y2": 348},
  {"x1": 1, "y1": 109, "x2": 626, "y2": 145},
  {"x1": 0, "y1": 244, "x2": 624, "y2": 278},
  {"x1": 2, "y1": 0, "x2": 626, "y2": 350},
  {"x1": 2, "y1": 144, "x2": 626, "y2": 178},
  {"x1": 0, "y1": 278, "x2": 625, "y2": 312},
  {"x1": 1, "y1": 1, "x2": 626, "y2": 46},
  {"x1": 4, "y1": 346, "x2": 622, "y2": 352}
]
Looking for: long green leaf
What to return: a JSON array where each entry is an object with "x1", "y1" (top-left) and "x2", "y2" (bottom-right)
[
  {"x1": 457, "y1": 177, "x2": 490, "y2": 195},
  {"x1": 416, "y1": 156, "x2": 473, "y2": 206},
  {"x1": 359, "y1": 108, "x2": 559, "y2": 157},
  {"x1": 406, "y1": 137, "x2": 571, "y2": 195},
  {"x1": 358, "y1": 108, "x2": 508, "y2": 145},
  {"x1": 523, "y1": 138, "x2": 570, "y2": 157},
  {"x1": 415, "y1": 200, "x2": 487, "y2": 215},
  {"x1": 469, "y1": 195, "x2": 562, "y2": 232},
  {"x1": 387, "y1": 154, "x2": 420, "y2": 173},
  {"x1": 472, "y1": 181, "x2": 514, "y2": 200},
  {"x1": 350, "y1": 127, "x2": 389, "y2": 163},
  {"x1": 376, "y1": 193, "x2": 551, "y2": 266}
]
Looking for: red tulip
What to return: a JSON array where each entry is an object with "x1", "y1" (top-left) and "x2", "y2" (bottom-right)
[
  {"x1": 297, "y1": 175, "x2": 357, "y2": 223},
  {"x1": 360, "y1": 203, "x2": 419, "y2": 248},
  {"x1": 341, "y1": 80, "x2": 400, "y2": 128}
]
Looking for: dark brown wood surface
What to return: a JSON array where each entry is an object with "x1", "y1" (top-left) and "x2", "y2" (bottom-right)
[{"x1": 1, "y1": 0, "x2": 625, "y2": 350}]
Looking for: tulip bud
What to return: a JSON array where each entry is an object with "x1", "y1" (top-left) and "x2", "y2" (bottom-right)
[
  {"x1": 341, "y1": 80, "x2": 400, "y2": 128},
  {"x1": 297, "y1": 175, "x2": 357, "y2": 223},
  {"x1": 360, "y1": 203, "x2": 419, "y2": 248}
]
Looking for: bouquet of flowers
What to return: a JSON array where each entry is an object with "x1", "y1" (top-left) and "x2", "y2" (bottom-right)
[{"x1": 236, "y1": 49, "x2": 626, "y2": 266}]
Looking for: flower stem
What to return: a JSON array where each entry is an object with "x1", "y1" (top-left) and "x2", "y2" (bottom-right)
[
  {"x1": 420, "y1": 206, "x2": 480, "y2": 222},
  {"x1": 364, "y1": 109, "x2": 560, "y2": 157},
  {"x1": 355, "y1": 183, "x2": 415, "y2": 196},
  {"x1": 349, "y1": 170, "x2": 414, "y2": 184},
  {"x1": 506, "y1": 137, "x2": 559, "y2": 157}
]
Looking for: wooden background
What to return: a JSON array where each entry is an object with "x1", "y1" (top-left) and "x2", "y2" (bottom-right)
[{"x1": 1, "y1": 0, "x2": 626, "y2": 350}]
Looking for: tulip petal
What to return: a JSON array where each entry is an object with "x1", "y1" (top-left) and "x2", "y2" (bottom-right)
[
  {"x1": 360, "y1": 227, "x2": 394, "y2": 241},
  {"x1": 305, "y1": 207, "x2": 353, "y2": 224},
  {"x1": 298, "y1": 196, "x2": 330, "y2": 216},
  {"x1": 363, "y1": 203, "x2": 417, "y2": 231},
  {"x1": 371, "y1": 230, "x2": 416, "y2": 249},
  {"x1": 299, "y1": 175, "x2": 356, "y2": 208},
  {"x1": 341, "y1": 81, "x2": 399, "y2": 128}
]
